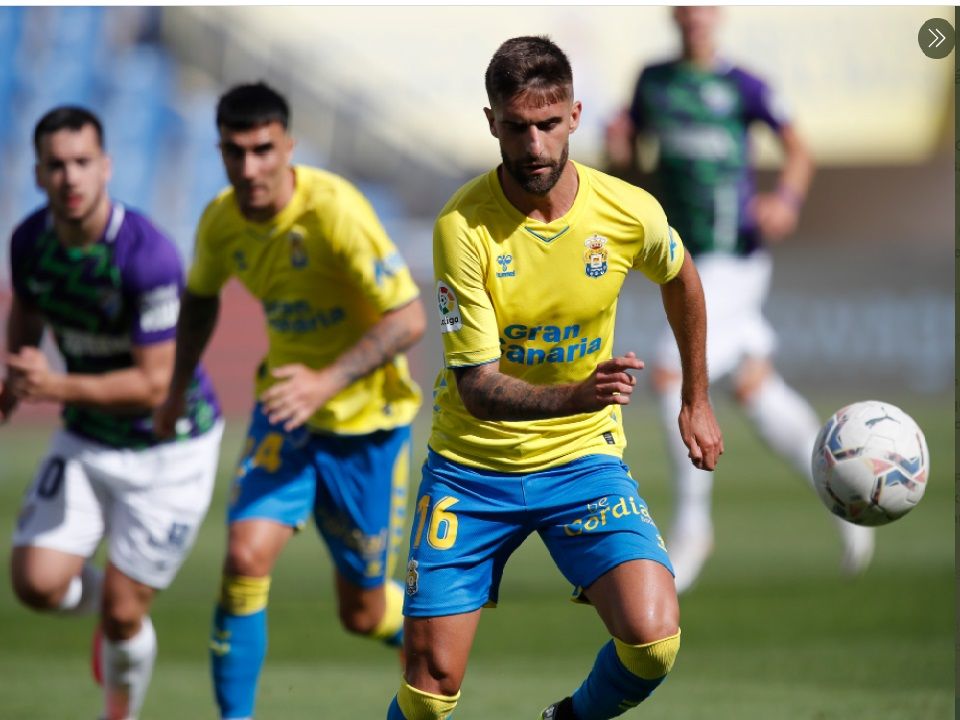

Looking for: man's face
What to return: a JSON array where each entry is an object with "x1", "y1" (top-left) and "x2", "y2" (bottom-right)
[
  {"x1": 485, "y1": 90, "x2": 581, "y2": 196},
  {"x1": 218, "y1": 121, "x2": 294, "y2": 218},
  {"x1": 35, "y1": 124, "x2": 110, "y2": 225},
  {"x1": 673, "y1": 6, "x2": 720, "y2": 52}
]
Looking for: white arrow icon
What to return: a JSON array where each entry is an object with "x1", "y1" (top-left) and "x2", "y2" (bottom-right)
[{"x1": 928, "y1": 26, "x2": 946, "y2": 48}]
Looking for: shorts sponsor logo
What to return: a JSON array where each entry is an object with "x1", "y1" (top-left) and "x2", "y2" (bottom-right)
[
  {"x1": 437, "y1": 281, "x2": 462, "y2": 333},
  {"x1": 563, "y1": 495, "x2": 654, "y2": 536},
  {"x1": 406, "y1": 558, "x2": 420, "y2": 595}
]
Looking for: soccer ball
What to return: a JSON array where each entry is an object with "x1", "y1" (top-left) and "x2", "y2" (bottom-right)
[{"x1": 811, "y1": 400, "x2": 929, "y2": 527}]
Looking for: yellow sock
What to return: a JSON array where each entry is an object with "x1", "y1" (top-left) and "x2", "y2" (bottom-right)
[{"x1": 396, "y1": 680, "x2": 460, "y2": 720}]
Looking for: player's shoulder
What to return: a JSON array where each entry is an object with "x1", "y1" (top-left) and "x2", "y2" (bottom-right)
[
  {"x1": 435, "y1": 171, "x2": 497, "y2": 231},
  {"x1": 112, "y1": 205, "x2": 184, "y2": 278},
  {"x1": 719, "y1": 60, "x2": 771, "y2": 90},
  {"x1": 196, "y1": 183, "x2": 242, "y2": 239},
  {"x1": 579, "y1": 162, "x2": 665, "y2": 220},
  {"x1": 296, "y1": 164, "x2": 365, "y2": 209},
  {"x1": 10, "y1": 206, "x2": 49, "y2": 250}
]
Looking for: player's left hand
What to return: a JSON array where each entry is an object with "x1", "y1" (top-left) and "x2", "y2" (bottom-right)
[
  {"x1": 261, "y1": 363, "x2": 336, "y2": 431},
  {"x1": 750, "y1": 192, "x2": 799, "y2": 242},
  {"x1": 678, "y1": 399, "x2": 724, "y2": 471},
  {"x1": 5, "y1": 347, "x2": 63, "y2": 403}
]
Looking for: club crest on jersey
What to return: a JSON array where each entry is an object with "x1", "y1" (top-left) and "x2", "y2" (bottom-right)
[
  {"x1": 583, "y1": 235, "x2": 608, "y2": 278},
  {"x1": 406, "y1": 559, "x2": 420, "y2": 596},
  {"x1": 496, "y1": 253, "x2": 515, "y2": 278},
  {"x1": 437, "y1": 280, "x2": 462, "y2": 333},
  {"x1": 288, "y1": 229, "x2": 308, "y2": 268}
]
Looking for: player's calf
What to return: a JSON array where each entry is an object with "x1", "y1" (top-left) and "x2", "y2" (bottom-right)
[{"x1": 568, "y1": 630, "x2": 681, "y2": 719}]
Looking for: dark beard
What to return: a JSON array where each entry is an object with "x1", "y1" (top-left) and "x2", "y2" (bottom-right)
[{"x1": 501, "y1": 144, "x2": 568, "y2": 196}]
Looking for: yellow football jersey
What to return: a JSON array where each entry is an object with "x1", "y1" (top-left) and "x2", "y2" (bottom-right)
[
  {"x1": 430, "y1": 160, "x2": 684, "y2": 472},
  {"x1": 188, "y1": 165, "x2": 421, "y2": 434}
]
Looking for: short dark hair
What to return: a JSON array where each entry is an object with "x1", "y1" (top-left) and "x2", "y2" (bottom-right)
[
  {"x1": 33, "y1": 106, "x2": 104, "y2": 156},
  {"x1": 216, "y1": 82, "x2": 290, "y2": 131},
  {"x1": 485, "y1": 36, "x2": 573, "y2": 108}
]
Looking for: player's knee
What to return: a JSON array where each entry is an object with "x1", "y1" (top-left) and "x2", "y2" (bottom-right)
[
  {"x1": 101, "y1": 595, "x2": 147, "y2": 641},
  {"x1": 734, "y1": 358, "x2": 773, "y2": 404},
  {"x1": 11, "y1": 572, "x2": 64, "y2": 611},
  {"x1": 651, "y1": 366, "x2": 682, "y2": 394},
  {"x1": 614, "y1": 629, "x2": 682, "y2": 680},
  {"x1": 219, "y1": 573, "x2": 271, "y2": 616},
  {"x1": 224, "y1": 542, "x2": 271, "y2": 577},
  {"x1": 338, "y1": 604, "x2": 380, "y2": 636},
  {"x1": 395, "y1": 679, "x2": 460, "y2": 720}
]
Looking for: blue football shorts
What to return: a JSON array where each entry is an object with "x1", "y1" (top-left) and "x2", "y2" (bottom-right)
[
  {"x1": 402, "y1": 449, "x2": 672, "y2": 617},
  {"x1": 229, "y1": 403, "x2": 410, "y2": 588}
]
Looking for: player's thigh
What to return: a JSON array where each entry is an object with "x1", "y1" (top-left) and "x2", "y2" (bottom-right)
[
  {"x1": 12, "y1": 430, "x2": 105, "y2": 564},
  {"x1": 536, "y1": 455, "x2": 673, "y2": 598},
  {"x1": 104, "y1": 421, "x2": 223, "y2": 589},
  {"x1": 586, "y1": 559, "x2": 679, "y2": 644},
  {"x1": 10, "y1": 546, "x2": 86, "y2": 604},
  {"x1": 403, "y1": 450, "x2": 532, "y2": 618},
  {"x1": 227, "y1": 404, "x2": 317, "y2": 531},
  {"x1": 311, "y1": 425, "x2": 412, "y2": 589}
]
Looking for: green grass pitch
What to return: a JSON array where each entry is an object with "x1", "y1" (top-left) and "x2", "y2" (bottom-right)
[{"x1": 0, "y1": 393, "x2": 952, "y2": 719}]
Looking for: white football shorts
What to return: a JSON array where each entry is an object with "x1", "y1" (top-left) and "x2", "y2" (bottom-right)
[
  {"x1": 654, "y1": 251, "x2": 776, "y2": 379},
  {"x1": 13, "y1": 421, "x2": 224, "y2": 589}
]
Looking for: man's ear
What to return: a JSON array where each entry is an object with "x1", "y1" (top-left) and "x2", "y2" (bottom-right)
[{"x1": 484, "y1": 107, "x2": 498, "y2": 138}]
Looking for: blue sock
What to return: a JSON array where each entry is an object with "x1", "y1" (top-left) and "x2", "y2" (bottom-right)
[
  {"x1": 571, "y1": 640, "x2": 666, "y2": 719},
  {"x1": 386, "y1": 696, "x2": 406, "y2": 719},
  {"x1": 210, "y1": 605, "x2": 267, "y2": 718}
]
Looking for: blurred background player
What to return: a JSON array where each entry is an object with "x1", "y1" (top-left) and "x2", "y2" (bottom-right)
[
  {"x1": 605, "y1": 6, "x2": 874, "y2": 593},
  {"x1": 154, "y1": 82, "x2": 426, "y2": 720},
  {"x1": 388, "y1": 36, "x2": 722, "y2": 720},
  {"x1": 2, "y1": 105, "x2": 223, "y2": 720}
]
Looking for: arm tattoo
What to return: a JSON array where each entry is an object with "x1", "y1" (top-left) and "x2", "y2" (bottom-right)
[
  {"x1": 455, "y1": 365, "x2": 577, "y2": 421},
  {"x1": 331, "y1": 300, "x2": 424, "y2": 386}
]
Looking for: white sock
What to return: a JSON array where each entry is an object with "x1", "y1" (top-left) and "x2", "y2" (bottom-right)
[
  {"x1": 741, "y1": 373, "x2": 820, "y2": 486},
  {"x1": 57, "y1": 563, "x2": 103, "y2": 616},
  {"x1": 102, "y1": 616, "x2": 157, "y2": 720},
  {"x1": 658, "y1": 380, "x2": 714, "y2": 537}
]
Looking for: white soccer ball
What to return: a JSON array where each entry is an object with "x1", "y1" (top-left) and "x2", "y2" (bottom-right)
[{"x1": 811, "y1": 400, "x2": 929, "y2": 527}]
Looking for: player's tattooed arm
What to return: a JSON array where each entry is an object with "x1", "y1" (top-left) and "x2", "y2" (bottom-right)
[
  {"x1": 154, "y1": 289, "x2": 220, "y2": 437},
  {"x1": 261, "y1": 297, "x2": 426, "y2": 430},
  {"x1": 454, "y1": 353, "x2": 644, "y2": 422}
]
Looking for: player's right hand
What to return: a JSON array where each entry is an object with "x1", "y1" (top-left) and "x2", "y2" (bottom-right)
[
  {"x1": 152, "y1": 393, "x2": 185, "y2": 439},
  {"x1": 576, "y1": 352, "x2": 645, "y2": 411}
]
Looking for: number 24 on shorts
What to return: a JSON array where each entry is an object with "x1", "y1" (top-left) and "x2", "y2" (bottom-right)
[{"x1": 413, "y1": 495, "x2": 459, "y2": 550}]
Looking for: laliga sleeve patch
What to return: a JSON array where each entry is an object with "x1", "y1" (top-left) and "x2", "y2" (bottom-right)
[{"x1": 436, "y1": 280, "x2": 462, "y2": 333}]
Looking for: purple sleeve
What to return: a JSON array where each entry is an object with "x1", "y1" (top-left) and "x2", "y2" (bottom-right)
[
  {"x1": 732, "y1": 68, "x2": 789, "y2": 131},
  {"x1": 119, "y1": 215, "x2": 185, "y2": 346}
]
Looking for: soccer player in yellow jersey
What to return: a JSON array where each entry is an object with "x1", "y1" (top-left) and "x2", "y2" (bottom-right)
[
  {"x1": 153, "y1": 83, "x2": 426, "y2": 720},
  {"x1": 386, "y1": 37, "x2": 722, "y2": 720}
]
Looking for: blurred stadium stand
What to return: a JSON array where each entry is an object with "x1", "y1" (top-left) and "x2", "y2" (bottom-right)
[{"x1": 0, "y1": 6, "x2": 953, "y2": 426}]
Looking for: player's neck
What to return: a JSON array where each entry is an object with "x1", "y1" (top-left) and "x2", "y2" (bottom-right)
[
  {"x1": 240, "y1": 167, "x2": 297, "y2": 224},
  {"x1": 54, "y1": 196, "x2": 112, "y2": 248},
  {"x1": 499, "y1": 161, "x2": 579, "y2": 224},
  {"x1": 682, "y1": 44, "x2": 717, "y2": 70}
]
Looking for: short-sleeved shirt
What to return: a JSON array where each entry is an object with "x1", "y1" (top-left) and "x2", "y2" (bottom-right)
[
  {"x1": 10, "y1": 204, "x2": 220, "y2": 448},
  {"x1": 629, "y1": 59, "x2": 789, "y2": 256},
  {"x1": 430, "y1": 160, "x2": 684, "y2": 473},
  {"x1": 188, "y1": 165, "x2": 421, "y2": 435}
]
